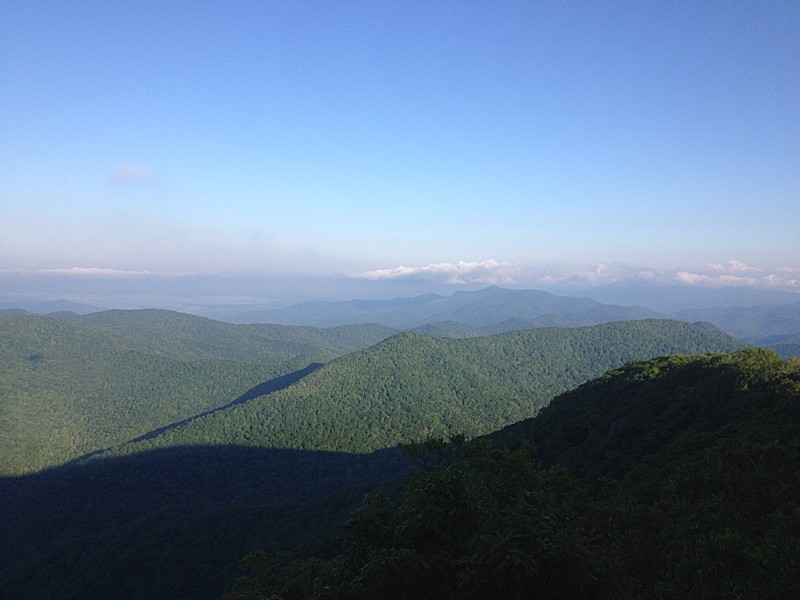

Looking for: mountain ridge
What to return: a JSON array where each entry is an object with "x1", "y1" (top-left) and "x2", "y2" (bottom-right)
[
  {"x1": 214, "y1": 286, "x2": 800, "y2": 356},
  {"x1": 85, "y1": 320, "x2": 743, "y2": 462},
  {"x1": 219, "y1": 286, "x2": 659, "y2": 328},
  {"x1": 0, "y1": 310, "x2": 394, "y2": 475}
]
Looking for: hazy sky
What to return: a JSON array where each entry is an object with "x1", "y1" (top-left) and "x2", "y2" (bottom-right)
[{"x1": 2, "y1": 1, "x2": 799, "y2": 299}]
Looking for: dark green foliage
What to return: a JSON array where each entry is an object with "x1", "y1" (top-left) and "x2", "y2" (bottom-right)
[
  {"x1": 64, "y1": 308, "x2": 397, "y2": 364},
  {"x1": 0, "y1": 310, "x2": 752, "y2": 598},
  {"x1": 498, "y1": 348, "x2": 800, "y2": 490},
  {"x1": 230, "y1": 444, "x2": 617, "y2": 600},
  {"x1": 236, "y1": 349, "x2": 800, "y2": 599},
  {"x1": 0, "y1": 446, "x2": 409, "y2": 600},
  {"x1": 0, "y1": 311, "x2": 394, "y2": 474}
]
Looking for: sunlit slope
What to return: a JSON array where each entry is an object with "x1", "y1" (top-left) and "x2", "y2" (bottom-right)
[
  {"x1": 99, "y1": 320, "x2": 743, "y2": 458},
  {"x1": 0, "y1": 311, "x2": 395, "y2": 475},
  {"x1": 62, "y1": 308, "x2": 397, "y2": 363}
]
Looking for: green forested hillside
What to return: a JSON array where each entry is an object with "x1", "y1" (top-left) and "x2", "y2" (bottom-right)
[
  {"x1": 0, "y1": 314, "x2": 750, "y2": 599},
  {"x1": 62, "y1": 309, "x2": 396, "y2": 363},
  {"x1": 0, "y1": 311, "x2": 394, "y2": 474},
  {"x1": 95, "y1": 320, "x2": 742, "y2": 460},
  {"x1": 239, "y1": 348, "x2": 800, "y2": 599}
]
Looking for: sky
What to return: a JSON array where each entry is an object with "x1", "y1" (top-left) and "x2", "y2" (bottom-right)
[{"x1": 2, "y1": 1, "x2": 799, "y2": 308}]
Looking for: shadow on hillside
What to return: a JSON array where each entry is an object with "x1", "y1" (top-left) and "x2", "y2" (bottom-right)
[
  {"x1": 0, "y1": 443, "x2": 409, "y2": 600},
  {"x1": 71, "y1": 363, "x2": 325, "y2": 462},
  {"x1": 129, "y1": 362, "x2": 325, "y2": 444},
  {"x1": 222, "y1": 362, "x2": 324, "y2": 408},
  {"x1": 1, "y1": 444, "x2": 408, "y2": 540}
]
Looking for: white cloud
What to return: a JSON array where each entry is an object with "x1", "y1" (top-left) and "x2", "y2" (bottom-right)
[
  {"x1": 110, "y1": 164, "x2": 152, "y2": 183},
  {"x1": 352, "y1": 259, "x2": 518, "y2": 285},
  {"x1": 672, "y1": 261, "x2": 797, "y2": 288},
  {"x1": 570, "y1": 263, "x2": 612, "y2": 283},
  {"x1": 704, "y1": 260, "x2": 754, "y2": 273},
  {"x1": 675, "y1": 271, "x2": 704, "y2": 284},
  {"x1": 543, "y1": 260, "x2": 800, "y2": 290},
  {"x1": 36, "y1": 267, "x2": 155, "y2": 276},
  {"x1": 728, "y1": 260, "x2": 753, "y2": 272},
  {"x1": 353, "y1": 259, "x2": 799, "y2": 291}
]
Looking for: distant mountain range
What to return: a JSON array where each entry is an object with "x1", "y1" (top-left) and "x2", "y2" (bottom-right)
[
  {"x1": 219, "y1": 286, "x2": 660, "y2": 328},
  {"x1": 6, "y1": 285, "x2": 800, "y2": 348},
  {"x1": 0, "y1": 298, "x2": 100, "y2": 314},
  {"x1": 674, "y1": 302, "x2": 800, "y2": 340},
  {"x1": 214, "y1": 286, "x2": 800, "y2": 354}
]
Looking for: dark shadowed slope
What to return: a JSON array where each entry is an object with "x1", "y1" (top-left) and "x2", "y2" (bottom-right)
[{"x1": 0, "y1": 445, "x2": 409, "y2": 600}]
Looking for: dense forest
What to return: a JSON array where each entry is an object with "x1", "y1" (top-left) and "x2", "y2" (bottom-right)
[
  {"x1": 0, "y1": 310, "x2": 394, "y2": 474},
  {"x1": 87, "y1": 319, "x2": 742, "y2": 460},
  {"x1": 232, "y1": 348, "x2": 800, "y2": 599},
  {"x1": 0, "y1": 310, "x2": 748, "y2": 598}
]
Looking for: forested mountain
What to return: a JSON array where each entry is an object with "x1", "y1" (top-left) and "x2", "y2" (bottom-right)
[
  {"x1": 54, "y1": 308, "x2": 397, "y2": 363},
  {"x1": 0, "y1": 317, "x2": 744, "y2": 599},
  {"x1": 0, "y1": 311, "x2": 394, "y2": 474},
  {"x1": 496, "y1": 347, "x2": 800, "y2": 488},
  {"x1": 237, "y1": 348, "x2": 800, "y2": 599},
  {"x1": 89, "y1": 320, "x2": 742, "y2": 461}
]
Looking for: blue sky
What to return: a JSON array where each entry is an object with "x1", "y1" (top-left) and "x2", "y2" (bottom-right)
[{"x1": 2, "y1": 1, "x2": 799, "y2": 303}]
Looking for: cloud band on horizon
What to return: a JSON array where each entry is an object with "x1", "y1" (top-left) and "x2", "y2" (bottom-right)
[
  {"x1": 352, "y1": 259, "x2": 519, "y2": 285},
  {"x1": 352, "y1": 259, "x2": 800, "y2": 290}
]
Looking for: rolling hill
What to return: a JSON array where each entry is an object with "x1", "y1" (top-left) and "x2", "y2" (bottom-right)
[
  {"x1": 53, "y1": 308, "x2": 398, "y2": 363},
  {"x1": 88, "y1": 320, "x2": 742, "y2": 461},
  {"x1": 1, "y1": 318, "x2": 745, "y2": 599},
  {"x1": 0, "y1": 310, "x2": 394, "y2": 474}
]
